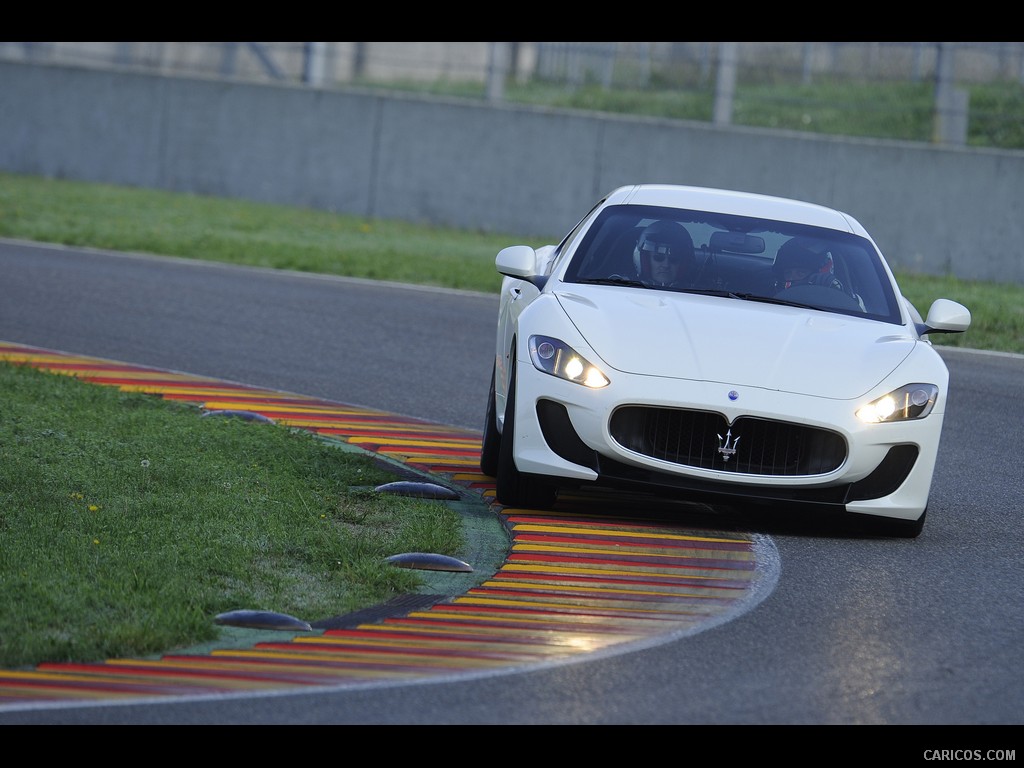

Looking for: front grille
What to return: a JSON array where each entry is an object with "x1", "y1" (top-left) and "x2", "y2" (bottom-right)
[{"x1": 609, "y1": 406, "x2": 846, "y2": 476}]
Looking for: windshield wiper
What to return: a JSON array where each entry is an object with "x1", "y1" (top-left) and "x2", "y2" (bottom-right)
[
  {"x1": 578, "y1": 277, "x2": 650, "y2": 288},
  {"x1": 729, "y1": 293, "x2": 819, "y2": 309},
  {"x1": 681, "y1": 288, "x2": 816, "y2": 308},
  {"x1": 678, "y1": 287, "x2": 767, "y2": 300},
  {"x1": 577, "y1": 282, "x2": 821, "y2": 310}
]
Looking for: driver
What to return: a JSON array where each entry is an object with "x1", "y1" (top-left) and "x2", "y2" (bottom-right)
[{"x1": 633, "y1": 220, "x2": 696, "y2": 287}]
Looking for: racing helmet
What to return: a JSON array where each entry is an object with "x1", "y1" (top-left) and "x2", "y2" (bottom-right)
[
  {"x1": 633, "y1": 220, "x2": 696, "y2": 280},
  {"x1": 774, "y1": 237, "x2": 834, "y2": 287}
]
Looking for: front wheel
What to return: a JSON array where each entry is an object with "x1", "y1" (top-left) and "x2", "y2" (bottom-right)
[
  {"x1": 480, "y1": 365, "x2": 501, "y2": 477},
  {"x1": 495, "y1": 359, "x2": 557, "y2": 509}
]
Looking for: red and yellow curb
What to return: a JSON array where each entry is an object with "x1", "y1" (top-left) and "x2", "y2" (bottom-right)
[{"x1": 0, "y1": 341, "x2": 772, "y2": 705}]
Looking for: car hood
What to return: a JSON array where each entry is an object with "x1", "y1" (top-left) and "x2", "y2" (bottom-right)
[{"x1": 555, "y1": 289, "x2": 916, "y2": 399}]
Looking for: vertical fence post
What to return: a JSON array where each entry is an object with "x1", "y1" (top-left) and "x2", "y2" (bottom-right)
[
  {"x1": 352, "y1": 43, "x2": 367, "y2": 79},
  {"x1": 714, "y1": 42, "x2": 738, "y2": 126},
  {"x1": 486, "y1": 42, "x2": 509, "y2": 103},
  {"x1": 933, "y1": 42, "x2": 968, "y2": 146},
  {"x1": 638, "y1": 42, "x2": 651, "y2": 87},
  {"x1": 508, "y1": 42, "x2": 521, "y2": 83},
  {"x1": 599, "y1": 42, "x2": 616, "y2": 88},
  {"x1": 220, "y1": 43, "x2": 239, "y2": 77},
  {"x1": 801, "y1": 42, "x2": 814, "y2": 85},
  {"x1": 303, "y1": 42, "x2": 327, "y2": 86}
]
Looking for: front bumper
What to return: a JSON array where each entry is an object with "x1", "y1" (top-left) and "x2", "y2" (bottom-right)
[{"x1": 510, "y1": 360, "x2": 943, "y2": 522}]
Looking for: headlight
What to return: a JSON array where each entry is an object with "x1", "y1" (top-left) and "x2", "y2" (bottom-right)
[
  {"x1": 528, "y1": 335, "x2": 609, "y2": 388},
  {"x1": 856, "y1": 384, "x2": 938, "y2": 423}
]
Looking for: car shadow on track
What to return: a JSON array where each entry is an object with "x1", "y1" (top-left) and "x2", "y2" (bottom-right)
[{"x1": 547, "y1": 486, "x2": 914, "y2": 542}]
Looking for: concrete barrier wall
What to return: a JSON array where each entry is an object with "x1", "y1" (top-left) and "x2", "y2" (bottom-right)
[{"x1": 2, "y1": 60, "x2": 1022, "y2": 284}]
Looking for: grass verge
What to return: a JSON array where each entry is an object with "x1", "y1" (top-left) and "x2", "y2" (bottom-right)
[
  {"x1": 0, "y1": 362, "x2": 465, "y2": 669},
  {"x1": 1, "y1": 172, "x2": 1020, "y2": 354}
]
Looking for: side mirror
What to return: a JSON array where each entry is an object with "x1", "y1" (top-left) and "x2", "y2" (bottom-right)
[
  {"x1": 496, "y1": 245, "x2": 538, "y2": 278},
  {"x1": 919, "y1": 298, "x2": 971, "y2": 335},
  {"x1": 496, "y1": 245, "x2": 549, "y2": 289}
]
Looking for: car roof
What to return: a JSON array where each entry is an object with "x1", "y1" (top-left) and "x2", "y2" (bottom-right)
[{"x1": 606, "y1": 184, "x2": 868, "y2": 236}]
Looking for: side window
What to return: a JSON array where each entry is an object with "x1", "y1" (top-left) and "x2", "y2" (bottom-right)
[
  {"x1": 565, "y1": 213, "x2": 643, "y2": 280},
  {"x1": 841, "y1": 245, "x2": 890, "y2": 316},
  {"x1": 543, "y1": 199, "x2": 606, "y2": 276}
]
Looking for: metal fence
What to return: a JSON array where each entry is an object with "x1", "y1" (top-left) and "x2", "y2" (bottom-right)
[{"x1": 4, "y1": 42, "x2": 1022, "y2": 146}]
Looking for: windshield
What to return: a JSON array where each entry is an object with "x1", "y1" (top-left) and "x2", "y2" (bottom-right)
[{"x1": 561, "y1": 204, "x2": 903, "y2": 324}]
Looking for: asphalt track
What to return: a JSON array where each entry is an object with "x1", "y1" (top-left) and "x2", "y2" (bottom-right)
[{"x1": 0, "y1": 340, "x2": 778, "y2": 710}]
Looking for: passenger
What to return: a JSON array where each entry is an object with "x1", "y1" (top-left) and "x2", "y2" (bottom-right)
[
  {"x1": 774, "y1": 237, "x2": 844, "y2": 291},
  {"x1": 773, "y1": 236, "x2": 866, "y2": 310}
]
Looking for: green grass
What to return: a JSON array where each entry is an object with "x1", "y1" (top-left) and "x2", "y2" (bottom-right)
[
  {"x1": 0, "y1": 362, "x2": 465, "y2": 669},
  {"x1": 895, "y1": 274, "x2": 1024, "y2": 354},
  {"x1": 0, "y1": 169, "x2": 1021, "y2": 669},
  {"x1": 1, "y1": 171, "x2": 1020, "y2": 354},
  {"x1": 0, "y1": 172, "x2": 547, "y2": 295},
  {"x1": 371, "y1": 77, "x2": 1024, "y2": 150}
]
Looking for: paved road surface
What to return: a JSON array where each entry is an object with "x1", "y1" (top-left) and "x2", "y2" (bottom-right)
[{"x1": 0, "y1": 240, "x2": 1021, "y2": 736}]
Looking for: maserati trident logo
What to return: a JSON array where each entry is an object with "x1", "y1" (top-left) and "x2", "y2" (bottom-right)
[{"x1": 717, "y1": 429, "x2": 740, "y2": 462}]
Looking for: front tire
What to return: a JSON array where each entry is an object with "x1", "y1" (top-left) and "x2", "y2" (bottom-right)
[
  {"x1": 495, "y1": 359, "x2": 557, "y2": 509},
  {"x1": 480, "y1": 365, "x2": 501, "y2": 477}
]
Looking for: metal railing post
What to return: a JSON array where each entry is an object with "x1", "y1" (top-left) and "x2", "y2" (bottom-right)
[{"x1": 714, "y1": 42, "x2": 738, "y2": 127}]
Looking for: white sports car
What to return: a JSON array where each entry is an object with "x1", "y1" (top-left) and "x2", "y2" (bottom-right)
[{"x1": 480, "y1": 184, "x2": 971, "y2": 537}]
